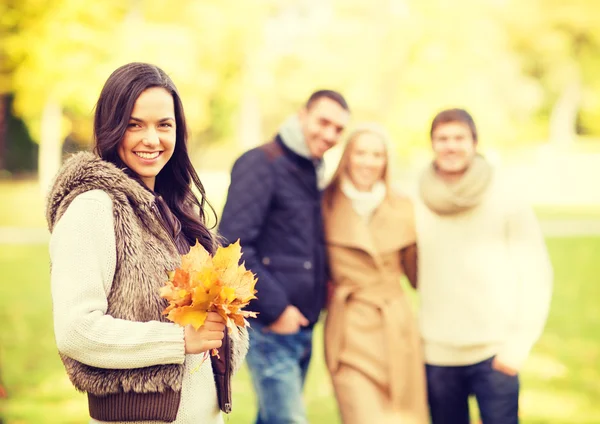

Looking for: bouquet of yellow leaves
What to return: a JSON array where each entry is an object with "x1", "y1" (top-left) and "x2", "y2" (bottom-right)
[{"x1": 160, "y1": 240, "x2": 258, "y2": 352}]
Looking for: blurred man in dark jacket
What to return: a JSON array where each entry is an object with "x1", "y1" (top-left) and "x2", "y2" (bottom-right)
[{"x1": 219, "y1": 90, "x2": 350, "y2": 424}]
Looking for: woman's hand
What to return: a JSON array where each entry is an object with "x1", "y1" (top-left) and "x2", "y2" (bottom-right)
[{"x1": 184, "y1": 312, "x2": 226, "y2": 354}]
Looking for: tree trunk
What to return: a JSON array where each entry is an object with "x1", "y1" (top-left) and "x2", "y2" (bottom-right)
[
  {"x1": 548, "y1": 77, "x2": 582, "y2": 147},
  {"x1": 237, "y1": 54, "x2": 262, "y2": 150},
  {"x1": 238, "y1": 89, "x2": 262, "y2": 150},
  {"x1": 38, "y1": 98, "x2": 62, "y2": 196},
  {"x1": 0, "y1": 94, "x2": 7, "y2": 171}
]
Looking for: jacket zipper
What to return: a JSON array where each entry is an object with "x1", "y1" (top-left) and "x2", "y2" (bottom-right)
[
  {"x1": 223, "y1": 332, "x2": 232, "y2": 413},
  {"x1": 153, "y1": 201, "x2": 232, "y2": 413}
]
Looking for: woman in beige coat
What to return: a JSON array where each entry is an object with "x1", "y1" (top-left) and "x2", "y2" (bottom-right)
[{"x1": 322, "y1": 125, "x2": 428, "y2": 424}]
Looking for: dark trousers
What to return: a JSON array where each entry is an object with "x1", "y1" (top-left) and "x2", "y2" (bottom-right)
[{"x1": 426, "y1": 357, "x2": 519, "y2": 424}]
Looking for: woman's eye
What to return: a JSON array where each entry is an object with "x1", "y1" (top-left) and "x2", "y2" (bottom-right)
[
  {"x1": 127, "y1": 123, "x2": 140, "y2": 128},
  {"x1": 160, "y1": 123, "x2": 173, "y2": 128}
]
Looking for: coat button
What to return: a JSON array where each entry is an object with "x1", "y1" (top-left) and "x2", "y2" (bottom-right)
[
  {"x1": 304, "y1": 261, "x2": 312, "y2": 270},
  {"x1": 262, "y1": 257, "x2": 271, "y2": 265}
]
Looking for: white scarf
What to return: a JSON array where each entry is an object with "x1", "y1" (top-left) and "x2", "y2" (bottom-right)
[{"x1": 341, "y1": 178, "x2": 387, "y2": 221}]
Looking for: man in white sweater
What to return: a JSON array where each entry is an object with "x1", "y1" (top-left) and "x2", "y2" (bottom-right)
[{"x1": 414, "y1": 109, "x2": 553, "y2": 424}]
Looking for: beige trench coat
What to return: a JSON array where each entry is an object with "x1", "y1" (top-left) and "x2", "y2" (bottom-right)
[{"x1": 323, "y1": 190, "x2": 428, "y2": 424}]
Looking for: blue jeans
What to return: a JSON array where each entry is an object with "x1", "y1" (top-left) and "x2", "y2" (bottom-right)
[
  {"x1": 246, "y1": 320, "x2": 313, "y2": 424},
  {"x1": 426, "y1": 357, "x2": 520, "y2": 424}
]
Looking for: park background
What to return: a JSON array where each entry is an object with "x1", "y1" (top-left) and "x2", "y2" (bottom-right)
[{"x1": 1, "y1": 0, "x2": 599, "y2": 422}]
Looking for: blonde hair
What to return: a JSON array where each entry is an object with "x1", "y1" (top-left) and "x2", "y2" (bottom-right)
[{"x1": 323, "y1": 123, "x2": 393, "y2": 206}]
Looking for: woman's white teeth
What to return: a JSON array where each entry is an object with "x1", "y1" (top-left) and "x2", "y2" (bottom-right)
[{"x1": 135, "y1": 152, "x2": 159, "y2": 159}]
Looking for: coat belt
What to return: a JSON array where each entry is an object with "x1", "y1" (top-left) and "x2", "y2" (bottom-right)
[{"x1": 326, "y1": 283, "x2": 406, "y2": 406}]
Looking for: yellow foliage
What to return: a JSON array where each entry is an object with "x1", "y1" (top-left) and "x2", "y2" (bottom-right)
[{"x1": 160, "y1": 240, "x2": 258, "y2": 332}]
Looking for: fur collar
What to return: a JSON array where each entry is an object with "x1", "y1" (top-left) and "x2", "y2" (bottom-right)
[{"x1": 46, "y1": 151, "x2": 155, "y2": 231}]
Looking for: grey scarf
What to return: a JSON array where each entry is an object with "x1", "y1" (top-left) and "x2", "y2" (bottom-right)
[
  {"x1": 279, "y1": 115, "x2": 326, "y2": 188},
  {"x1": 419, "y1": 155, "x2": 493, "y2": 215}
]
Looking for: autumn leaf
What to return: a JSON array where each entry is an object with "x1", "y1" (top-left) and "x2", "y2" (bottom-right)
[
  {"x1": 213, "y1": 241, "x2": 258, "y2": 303},
  {"x1": 212, "y1": 240, "x2": 242, "y2": 271},
  {"x1": 180, "y1": 241, "x2": 213, "y2": 272},
  {"x1": 192, "y1": 281, "x2": 221, "y2": 309},
  {"x1": 219, "y1": 286, "x2": 236, "y2": 304},
  {"x1": 160, "y1": 239, "x2": 258, "y2": 348},
  {"x1": 230, "y1": 269, "x2": 258, "y2": 303},
  {"x1": 167, "y1": 305, "x2": 209, "y2": 330},
  {"x1": 171, "y1": 268, "x2": 191, "y2": 288},
  {"x1": 229, "y1": 313, "x2": 246, "y2": 328}
]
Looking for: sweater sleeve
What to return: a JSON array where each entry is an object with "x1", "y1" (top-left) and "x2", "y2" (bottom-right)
[
  {"x1": 496, "y1": 199, "x2": 553, "y2": 370},
  {"x1": 49, "y1": 190, "x2": 185, "y2": 370}
]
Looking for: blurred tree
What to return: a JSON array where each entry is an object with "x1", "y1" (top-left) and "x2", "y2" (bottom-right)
[
  {"x1": 3, "y1": 95, "x2": 37, "y2": 174},
  {"x1": 0, "y1": 96, "x2": 7, "y2": 170},
  {"x1": 2, "y1": 0, "x2": 129, "y2": 191},
  {"x1": 111, "y1": 0, "x2": 272, "y2": 167},
  {"x1": 502, "y1": 0, "x2": 600, "y2": 143},
  {"x1": 3, "y1": 0, "x2": 600, "y2": 183},
  {"x1": 251, "y1": 0, "x2": 542, "y2": 155},
  {"x1": 1, "y1": 1, "x2": 15, "y2": 171},
  {"x1": 1, "y1": 0, "x2": 272, "y2": 181}
]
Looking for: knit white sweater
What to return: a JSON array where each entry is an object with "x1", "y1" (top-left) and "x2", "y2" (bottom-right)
[
  {"x1": 49, "y1": 190, "x2": 223, "y2": 424},
  {"x1": 414, "y1": 175, "x2": 553, "y2": 370}
]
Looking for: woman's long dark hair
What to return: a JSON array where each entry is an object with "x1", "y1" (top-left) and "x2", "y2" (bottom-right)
[{"x1": 93, "y1": 62, "x2": 217, "y2": 254}]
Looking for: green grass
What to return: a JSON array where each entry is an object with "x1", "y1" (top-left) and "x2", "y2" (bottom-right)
[
  {"x1": 1, "y1": 238, "x2": 599, "y2": 423},
  {"x1": 534, "y1": 205, "x2": 600, "y2": 221},
  {"x1": 3, "y1": 177, "x2": 600, "y2": 228},
  {"x1": 0, "y1": 244, "x2": 339, "y2": 424},
  {"x1": 0, "y1": 181, "x2": 46, "y2": 228}
]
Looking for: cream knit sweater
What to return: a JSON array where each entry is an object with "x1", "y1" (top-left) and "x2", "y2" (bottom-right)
[
  {"x1": 49, "y1": 190, "x2": 223, "y2": 424},
  {"x1": 414, "y1": 175, "x2": 553, "y2": 370}
]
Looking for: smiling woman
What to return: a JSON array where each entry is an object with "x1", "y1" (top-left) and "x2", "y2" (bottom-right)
[
  {"x1": 45, "y1": 62, "x2": 249, "y2": 424},
  {"x1": 321, "y1": 123, "x2": 429, "y2": 424},
  {"x1": 346, "y1": 130, "x2": 388, "y2": 192},
  {"x1": 117, "y1": 87, "x2": 177, "y2": 190}
]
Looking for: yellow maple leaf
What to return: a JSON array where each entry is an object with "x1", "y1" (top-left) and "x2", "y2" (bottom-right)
[
  {"x1": 218, "y1": 286, "x2": 237, "y2": 304},
  {"x1": 231, "y1": 269, "x2": 258, "y2": 303},
  {"x1": 212, "y1": 240, "x2": 242, "y2": 272},
  {"x1": 167, "y1": 305, "x2": 208, "y2": 330},
  {"x1": 171, "y1": 268, "x2": 190, "y2": 288},
  {"x1": 192, "y1": 282, "x2": 221, "y2": 308},
  {"x1": 213, "y1": 241, "x2": 258, "y2": 303},
  {"x1": 192, "y1": 268, "x2": 219, "y2": 290},
  {"x1": 180, "y1": 241, "x2": 213, "y2": 272}
]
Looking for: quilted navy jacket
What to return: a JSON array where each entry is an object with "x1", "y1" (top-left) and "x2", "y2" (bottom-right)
[{"x1": 218, "y1": 135, "x2": 328, "y2": 327}]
